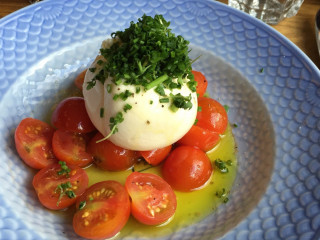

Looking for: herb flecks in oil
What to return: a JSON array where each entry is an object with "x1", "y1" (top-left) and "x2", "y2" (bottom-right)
[{"x1": 214, "y1": 159, "x2": 232, "y2": 174}]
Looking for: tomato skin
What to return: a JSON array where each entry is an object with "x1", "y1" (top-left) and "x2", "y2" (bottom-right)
[
  {"x1": 177, "y1": 125, "x2": 220, "y2": 152},
  {"x1": 15, "y1": 118, "x2": 56, "y2": 169},
  {"x1": 52, "y1": 130, "x2": 94, "y2": 168},
  {"x1": 196, "y1": 97, "x2": 228, "y2": 134},
  {"x1": 32, "y1": 163, "x2": 89, "y2": 210},
  {"x1": 192, "y1": 70, "x2": 208, "y2": 97},
  {"x1": 51, "y1": 97, "x2": 96, "y2": 133},
  {"x1": 125, "y1": 172, "x2": 177, "y2": 225},
  {"x1": 162, "y1": 146, "x2": 212, "y2": 192},
  {"x1": 74, "y1": 69, "x2": 87, "y2": 90},
  {"x1": 87, "y1": 132, "x2": 138, "y2": 171},
  {"x1": 73, "y1": 181, "x2": 130, "y2": 240},
  {"x1": 139, "y1": 145, "x2": 172, "y2": 166}
]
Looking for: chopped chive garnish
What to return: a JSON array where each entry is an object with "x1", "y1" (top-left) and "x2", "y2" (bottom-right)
[
  {"x1": 57, "y1": 161, "x2": 70, "y2": 177},
  {"x1": 123, "y1": 103, "x2": 132, "y2": 112},
  {"x1": 55, "y1": 181, "x2": 76, "y2": 206},
  {"x1": 214, "y1": 159, "x2": 231, "y2": 173},
  {"x1": 100, "y1": 107, "x2": 104, "y2": 118},
  {"x1": 159, "y1": 98, "x2": 169, "y2": 103},
  {"x1": 136, "y1": 86, "x2": 141, "y2": 94},
  {"x1": 79, "y1": 201, "x2": 86, "y2": 210},
  {"x1": 89, "y1": 67, "x2": 96, "y2": 73},
  {"x1": 145, "y1": 74, "x2": 168, "y2": 90},
  {"x1": 106, "y1": 84, "x2": 112, "y2": 93}
]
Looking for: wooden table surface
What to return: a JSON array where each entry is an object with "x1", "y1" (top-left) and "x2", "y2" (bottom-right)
[{"x1": 1, "y1": 0, "x2": 320, "y2": 69}]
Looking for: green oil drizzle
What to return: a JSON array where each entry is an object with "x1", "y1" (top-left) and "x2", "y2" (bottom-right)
[{"x1": 84, "y1": 124, "x2": 237, "y2": 238}]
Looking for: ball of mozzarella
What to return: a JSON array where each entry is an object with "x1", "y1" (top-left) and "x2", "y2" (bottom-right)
[{"x1": 83, "y1": 40, "x2": 197, "y2": 151}]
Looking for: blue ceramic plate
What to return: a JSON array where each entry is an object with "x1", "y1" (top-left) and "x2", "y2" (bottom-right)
[{"x1": 0, "y1": 0, "x2": 319, "y2": 239}]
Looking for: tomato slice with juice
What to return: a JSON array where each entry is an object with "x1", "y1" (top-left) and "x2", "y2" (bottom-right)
[
  {"x1": 15, "y1": 118, "x2": 56, "y2": 169},
  {"x1": 73, "y1": 181, "x2": 130, "y2": 240},
  {"x1": 32, "y1": 162, "x2": 89, "y2": 210},
  {"x1": 125, "y1": 172, "x2": 177, "y2": 225},
  {"x1": 88, "y1": 132, "x2": 138, "y2": 171},
  {"x1": 52, "y1": 129, "x2": 94, "y2": 168}
]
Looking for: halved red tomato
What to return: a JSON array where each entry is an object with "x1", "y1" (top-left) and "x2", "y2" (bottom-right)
[
  {"x1": 162, "y1": 146, "x2": 212, "y2": 192},
  {"x1": 177, "y1": 125, "x2": 220, "y2": 152},
  {"x1": 74, "y1": 69, "x2": 87, "y2": 90},
  {"x1": 196, "y1": 97, "x2": 228, "y2": 134},
  {"x1": 87, "y1": 132, "x2": 138, "y2": 171},
  {"x1": 73, "y1": 181, "x2": 130, "y2": 240},
  {"x1": 125, "y1": 172, "x2": 177, "y2": 225},
  {"x1": 32, "y1": 162, "x2": 89, "y2": 210},
  {"x1": 15, "y1": 118, "x2": 56, "y2": 169},
  {"x1": 52, "y1": 129, "x2": 94, "y2": 168},
  {"x1": 192, "y1": 70, "x2": 208, "y2": 97},
  {"x1": 51, "y1": 97, "x2": 96, "y2": 133},
  {"x1": 139, "y1": 145, "x2": 172, "y2": 166}
]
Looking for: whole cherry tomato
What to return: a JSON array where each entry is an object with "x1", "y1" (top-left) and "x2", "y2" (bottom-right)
[
  {"x1": 74, "y1": 69, "x2": 87, "y2": 90},
  {"x1": 196, "y1": 97, "x2": 228, "y2": 134},
  {"x1": 162, "y1": 146, "x2": 212, "y2": 192},
  {"x1": 51, "y1": 97, "x2": 96, "y2": 133},
  {"x1": 192, "y1": 70, "x2": 208, "y2": 97},
  {"x1": 139, "y1": 145, "x2": 172, "y2": 166},
  {"x1": 177, "y1": 125, "x2": 220, "y2": 152}
]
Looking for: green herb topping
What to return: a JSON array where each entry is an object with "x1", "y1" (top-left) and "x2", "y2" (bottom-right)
[
  {"x1": 123, "y1": 103, "x2": 132, "y2": 112},
  {"x1": 215, "y1": 188, "x2": 229, "y2": 203},
  {"x1": 87, "y1": 14, "x2": 195, "y2": 91},
  {"x1": 79, "y1": 201, "x2": 86, "y2": 210},
  {"x1": 169, "y1": 93, "x2": 193, "y2": 112},
  {"x1": 214, "y1": 159, "x2": 232, "y2": 173},
  {"x1": 55, "y1": 181, "x2": 76, "y2": 206},
  {"x1": 57, "y1": 161, "x2": 71, "y2": 177},
  {"x1": 88, "y1": 14, "x2": 197, "y2": 140},
  {"x1": 100, "y1": 107, "x2": 104, "y2": 118}
]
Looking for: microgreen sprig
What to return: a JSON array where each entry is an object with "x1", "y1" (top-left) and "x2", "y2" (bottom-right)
[{"x1": 55, "y1": 181, "x2": 76, "y2": 206}]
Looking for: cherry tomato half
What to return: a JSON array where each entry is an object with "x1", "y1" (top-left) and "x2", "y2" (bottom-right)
[
  {"x1": 73, "y1": 181, "x2": 130, "y2": 240},
  {"x1": 192, "y1": 70, "x2": 208, "y2": 97},
  {"x1": 139, "y1": 145, "x2": 172, "y2": 166},
  {"x1": 52, "y1": 129, "x2": 94, "y2": 168},
  {"x1": 87, "y1": 132, "x2": 138, "y2": 171},
  {"x1": 32, "y1": 162, "x2": 89, "y2": 210},
  {"x1": 177, "y1": 125, "x2": 220, "y2": 152},
  {"x1": 51, "y1": 97, "x2": 96, "y2": 133},
  {"x1": 74, "y1": 69, "x2": 87, "y2": 90},
  {"x1": 125, "y1": 172, "x2": 177, "y2": 225},
  {"x1": 15, "y1": 118, "x2": 56, "y2": 169},
  {"x1": 162, "y1": 146, "x2": 212, "y2": 192},
  {"x1": 196, "y1": 97, "x2": 228, "y2": 135}
]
